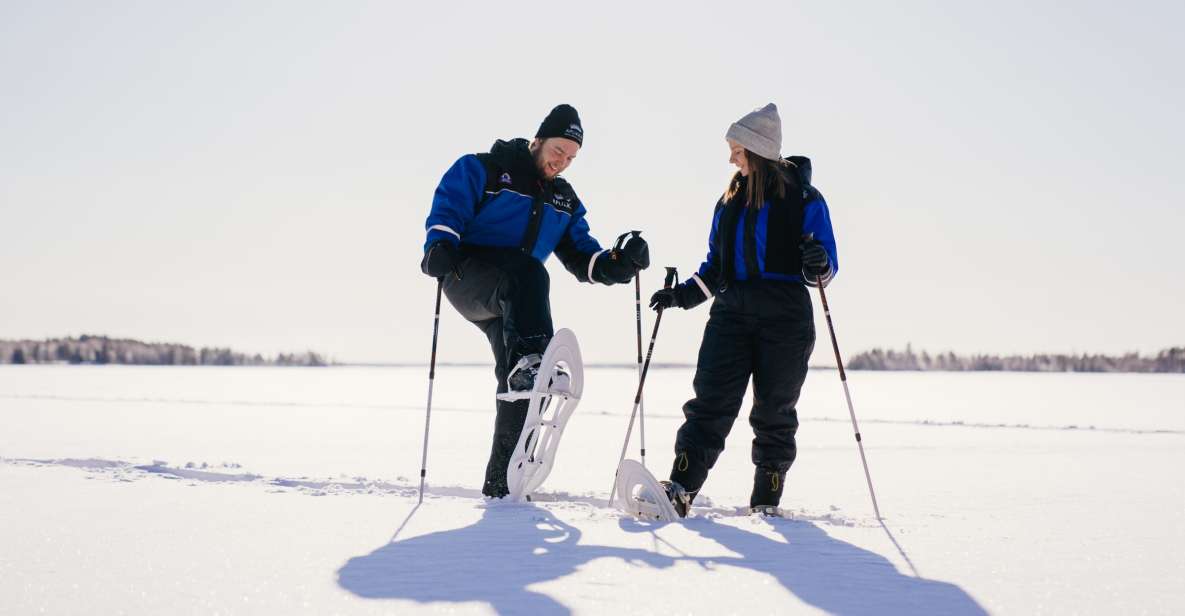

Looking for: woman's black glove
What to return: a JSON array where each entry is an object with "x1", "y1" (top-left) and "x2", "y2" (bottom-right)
[
  {"x1": 648, "y1": 281, "x2": 709, "y2": 311},
  {"x1": 649, "y1": 288, "x2": 680, "y2": 310},
  {"x1": 800, "y1": 237, "x2": 831, "y2": 279}
]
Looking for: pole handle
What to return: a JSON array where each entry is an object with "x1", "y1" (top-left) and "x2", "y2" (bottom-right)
[{"x1": 613, "y1": 230, "x2": 642, "y2": 252}]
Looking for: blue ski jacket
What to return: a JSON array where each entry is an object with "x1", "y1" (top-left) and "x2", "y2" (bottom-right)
[
  {"x1": 424, "y1": 138, "x2": 608, "y2": 282},
  {"x1": 679, "y1": 156, "x2": 839, "y2": 306}
]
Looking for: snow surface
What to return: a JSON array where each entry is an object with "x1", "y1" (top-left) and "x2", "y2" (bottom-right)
[{"x1": 2, "y1": 364, "x2": 1183, "y2": 614}]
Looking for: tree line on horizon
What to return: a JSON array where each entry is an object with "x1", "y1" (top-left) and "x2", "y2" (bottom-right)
[
  {"x1": 4, "y1": 336, "x2": 1183, "y2": 373},
  {"x1": 0, "y1": 335, "x2": 328, "y2": 367},
  {"x1": 847, "y1": 344, "x2": 1185, "y2": 373}
]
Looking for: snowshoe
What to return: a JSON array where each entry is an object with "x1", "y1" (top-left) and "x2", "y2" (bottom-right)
[
  {"x1": 505, "y1": 328, "x2": 583, "y2": 501},
  {"x1": 612, "y1": 459, "x2": 680, "y2": 521}
]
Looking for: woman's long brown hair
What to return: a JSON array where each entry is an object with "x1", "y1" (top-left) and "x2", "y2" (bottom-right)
[{"x1": 724, "y1": 150, "x2": 795, "y2": 208}]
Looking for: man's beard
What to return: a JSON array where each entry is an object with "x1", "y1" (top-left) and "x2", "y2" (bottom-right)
[{"x1": 533, "y1": 149, "x2": 557, "y2": 179}]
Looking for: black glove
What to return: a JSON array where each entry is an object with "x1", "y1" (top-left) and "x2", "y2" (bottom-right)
[
  {"x1": 800, "y1": 237, "x2": 830, "y2": 279},
  {"x1": 617, "y1": 232, "x2": 650, "y2": 270},
  {"x1": 649, "y1": 288, "x2": 681, "y2": 310},
  {"x1": 592, "y1": 251, "x2": 636, "y2": 284},
  {"x1": 421, "y1": 240, "x2": 461, "y2": 279},
  {"x1": 648, "y1": 282, "x2": 709, "y2": 311},
  {"x1": 594, "y1": 232, "x2": 650, "y2": 284},
  {"x1": 593, "y1": 231, "x2": 650, "y2": 285}
]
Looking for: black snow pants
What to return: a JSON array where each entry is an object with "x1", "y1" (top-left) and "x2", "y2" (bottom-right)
[
  {"x1": 669, "y1": 280, "x2": 815, "y2": 508},
  {"x1": 441, "y1": 246, "x2": 554, "y2": 497}
]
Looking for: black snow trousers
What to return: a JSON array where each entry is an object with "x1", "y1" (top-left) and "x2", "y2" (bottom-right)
[
  {"x1": 441, "y1": 245, "x2": 554, "y2": 497},
  {"x1": 669, "y1": 280, "x2": 815, "y2": 508}
]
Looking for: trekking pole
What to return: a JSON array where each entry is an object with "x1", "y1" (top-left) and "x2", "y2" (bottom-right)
[
  {"x1": 815, "y1": 274, "x2": 883, "y2": 520},
  {"x1": 417, "y1": 278, "x2": 445, "y2": 504},
  {"x1": 635, "y1": 267, "x2": 648, "y2": 468},
  {"x1": 609, "y1": 266, "x2": 676, "y2": 506},
  {"x1": 615, "y1": 230, "x2": 649, "y2": 468}
]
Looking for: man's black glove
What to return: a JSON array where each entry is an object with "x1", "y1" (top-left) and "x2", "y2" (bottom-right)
[
  {"x1": 800, "y1": 237, "x2": 830, "y2": 279},
  {"x1": 617, "y1": 232, "x2": 650, "y2": 271},
  {"x1": 421, "y1": 240, "x2": 461, "y2": 279},
  {"x1": 592, "y1": 251, "x2": 637, "y2": 284},
  {"x1": 593, "y1": 232, "x2": 650, "y2": 284}
]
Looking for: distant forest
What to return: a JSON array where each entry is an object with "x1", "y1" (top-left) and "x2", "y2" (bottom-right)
[
  {"x1": 4, "y1": 336, "x2": 1183, "y2": 373},
  {"x1": 0, "y1": 336, "x2": 328, "y2": 367},
  {"x1": 847, "y1": 345, "x2": 1185, "y2": 373}
]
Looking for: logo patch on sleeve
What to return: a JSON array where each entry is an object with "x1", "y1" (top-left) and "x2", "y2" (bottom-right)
[{"x1": 550, "y1": 192, "x2": 575, "y2": 214}]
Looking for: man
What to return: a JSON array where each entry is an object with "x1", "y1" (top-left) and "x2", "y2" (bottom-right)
[{"x1": 421, "y1": 104, "x2": 649, "y2": 498}]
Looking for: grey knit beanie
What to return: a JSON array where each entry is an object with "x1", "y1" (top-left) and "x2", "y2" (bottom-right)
[{"x1": 725, "y1": 103, "x2": 782, "y2": 161}]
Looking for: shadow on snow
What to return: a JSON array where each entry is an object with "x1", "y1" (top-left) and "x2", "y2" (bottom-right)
[
  {"x1": 337, "y1": 502, "x2": 675, "y2": 613},
  {"x1": 642, "y1": 515, "x2": 989, "y2": 615},
  {"x1": 337, "y1": 503, "x2": 986, "y2": 615}
]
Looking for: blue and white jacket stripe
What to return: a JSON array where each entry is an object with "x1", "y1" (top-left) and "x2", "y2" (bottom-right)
[
  {"x1": 424, "y1": 152, "x2": 604, "y2": 280},
  {"x1": 695, "y1": 195, "x2": 838, "y2": 287}
]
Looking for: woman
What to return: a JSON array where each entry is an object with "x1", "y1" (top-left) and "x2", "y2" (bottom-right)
[{"x1": 649, "y1": 103, "x2": 838, "y2": 516}]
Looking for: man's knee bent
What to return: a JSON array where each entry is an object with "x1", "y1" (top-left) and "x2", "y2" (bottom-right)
[{"x1": 504, "y1": 256, "x2": 550, "y2": 299}]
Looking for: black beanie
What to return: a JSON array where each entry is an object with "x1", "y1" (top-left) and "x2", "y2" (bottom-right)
[{"x1": 535, "y1": 104, "x2": 583, "y2": 146}]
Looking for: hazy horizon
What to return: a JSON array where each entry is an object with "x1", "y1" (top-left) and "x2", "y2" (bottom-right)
[{"x1": 2, "y1": 333, "x2": 1180, "y2": 368}]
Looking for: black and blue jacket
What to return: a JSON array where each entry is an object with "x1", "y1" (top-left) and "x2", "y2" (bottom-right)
[
  {"x1": 680, "y1": 156, "x2": 838, "y2": 307},
  {"x1": 424, "y1": 138, "x2": 607, "y2": 282}
]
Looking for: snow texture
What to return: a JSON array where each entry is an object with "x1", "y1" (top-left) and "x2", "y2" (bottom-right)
[{"x1": 2, "y1": 365, "x2": 1183, "y2": 614}]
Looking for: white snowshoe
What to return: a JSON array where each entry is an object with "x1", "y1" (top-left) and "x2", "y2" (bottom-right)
[
  {"x1": 506, "y1": 328, "x2": 583, "y2": 501},
  {"x1": 612, "y1": 459, "x2": 680, "y2": 522}
]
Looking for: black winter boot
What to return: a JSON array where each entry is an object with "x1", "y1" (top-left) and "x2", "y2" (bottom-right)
[
  {"x1": 660, "y1": 480, "x2": 694, "y2": 518},
  {"x1": 668, "y1": 450, "x2": 709, "y2": 500},
  {"x1": 505, "y1": 354, "x2": 542, "y2": 393},
  {"x1": 750, "y1": 466, "x2": 787, "y2": 510},
  {"x1": 482, "y1": 400, "x2": 529, "y2": 498}
]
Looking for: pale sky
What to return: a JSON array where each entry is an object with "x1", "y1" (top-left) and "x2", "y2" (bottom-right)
[{"x1": 2, "y1": 1, "x2": 1182, "y2": 364}]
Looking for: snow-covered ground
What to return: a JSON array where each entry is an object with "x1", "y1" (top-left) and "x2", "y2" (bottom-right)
[{"x1": 2, "y1": 364, "x2": 1183, "y2": 614}]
